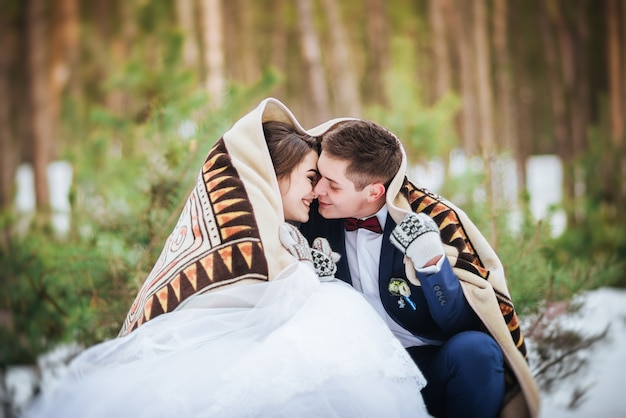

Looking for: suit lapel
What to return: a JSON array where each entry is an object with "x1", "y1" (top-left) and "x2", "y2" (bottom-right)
[
  {"x1": 378, "y1": 213, "x2": 397, "y2": 292},
  {"x1": 328, "y1": 222, "x2": 352, "y2": 285}
]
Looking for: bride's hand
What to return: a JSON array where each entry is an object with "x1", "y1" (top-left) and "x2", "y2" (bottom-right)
[
  {"x1": 278, "y1": 223, "x2": 339, "y2": 280},
  {"x1": 311, "y1": 237, "x2": 340, "y2": 281},
  {"x1": 279, "y1": 223, "x2": 314, "y2": 268}
]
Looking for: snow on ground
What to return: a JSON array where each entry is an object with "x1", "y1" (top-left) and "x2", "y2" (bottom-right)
[{"x1": 538, "y1": 287, "x2": 626, "y2": 417}]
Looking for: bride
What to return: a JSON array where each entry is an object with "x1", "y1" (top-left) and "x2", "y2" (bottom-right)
[{"x1": 24, "y1": 98, "x2": 429, "y2": 418}]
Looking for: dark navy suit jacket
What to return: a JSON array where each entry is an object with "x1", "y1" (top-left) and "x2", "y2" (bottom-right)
[{"x1": 300, "y1": 201, "x2": 481, "y2": 343}]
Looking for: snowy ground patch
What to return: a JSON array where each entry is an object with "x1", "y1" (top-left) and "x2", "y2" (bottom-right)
[{"x1": 536, "y1": 287, "x2": 626, "y2": 417}]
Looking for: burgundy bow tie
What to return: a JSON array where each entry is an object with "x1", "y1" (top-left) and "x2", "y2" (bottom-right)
[{"x1": 343, "y1": 216, "x2": 383, "y2": 234}]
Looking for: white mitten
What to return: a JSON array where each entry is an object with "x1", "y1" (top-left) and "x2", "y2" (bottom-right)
[
  {"x1": 390, "y1": 212, "x2": 444, "y2": 269},
  {"x1": 311, "y1": 237, "x2": 341, "y2": 280},
  {"x1": 279, "y1": 223, "x2": 314, "y2": 269}
]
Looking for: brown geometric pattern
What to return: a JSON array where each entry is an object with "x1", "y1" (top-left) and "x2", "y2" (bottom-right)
[
  {"x1": 400, "y1": 179, "x2": 527, "y2": 360},
  {"x1": 118, "y1": 138, "x2": 269, "y2": 336}
]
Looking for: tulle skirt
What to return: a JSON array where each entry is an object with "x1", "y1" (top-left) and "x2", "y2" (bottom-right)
[{"x1": 24, "y1": 263, "x2": 429, "y2": 418}]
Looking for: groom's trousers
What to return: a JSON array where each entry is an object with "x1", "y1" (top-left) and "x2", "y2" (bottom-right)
[{"x1": 407, "y1": 330, "x2": 505, "y2": 418}]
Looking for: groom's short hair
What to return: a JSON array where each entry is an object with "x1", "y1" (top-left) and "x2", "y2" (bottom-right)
[{"x1": 321, "y1": 120, "x2": 402, "y2": 191}]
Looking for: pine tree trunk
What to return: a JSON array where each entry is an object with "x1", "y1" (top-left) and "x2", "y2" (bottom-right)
[
  {"x1": 239, "y1": 1, "x2": 260, "y2": 84},
  {"x1": 175, "y1": 0, "x2": 200, "y2": 70},
  {"x1": 25, "y1": 0, "x2": 51, "y2": 213},
  {"x1": 539, "y1": 3, "x2": 568, "y2": 156},
  {"x1": 49, "y1": 0, "x2": 79, "y2": 151},
  {"x1": 295, "y1": 0, "x2": 330, "y2": 125},
  {"x1": 363, "y1": 0, "x2": 389, "y2": 106},
  {"x1": 429, "y1": 0, "x2": 451, "y2": 101},
  {"x1": 0, "y1": 9, "x2": 16, "y2": 212},
  {"x1": 605, "y1": 0, "x2": 626, "y2": 216},
  {"x1": 473, "y1": 0, "x2": 495, "y2": 155},
  {"x1": 550, "y1": 0, "x2": 580, "y2": 220},
  {"x1": 473, "y1": 0, "x2": 498, "y2": 245},
  {"x1": 492, "y1": 0, "x2": 517, "y2": 154},
  {"x1": 448, "y1": 0, "x2": 478, "y2": 155},
  {"x1": 223, "y1": 0, "x2": 259, "y2": 84},
  {"x1": 607, "y1": 0, "x2": 624, "y2": 145},
  {"x1": 270, "y1": 0, "x2": 288, "y2": 99},
  {"x1": 572, "y1": 0, "x2": 590, "y2": 158},
  {"x1": 201, "y1": 0, "x2": 225, "y2": 107},
  {"x1": 319, "y1": 0, "x2": 361, "y2": 117}
]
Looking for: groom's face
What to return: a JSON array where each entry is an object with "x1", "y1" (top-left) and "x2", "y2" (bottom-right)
[{"x1": 313, "y1": 152, "x2": 374, "y2": 219}]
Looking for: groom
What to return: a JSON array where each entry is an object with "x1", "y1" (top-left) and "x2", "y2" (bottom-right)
[{"x1": 299, "y1": 120, "x2": 537, "y2": 418}]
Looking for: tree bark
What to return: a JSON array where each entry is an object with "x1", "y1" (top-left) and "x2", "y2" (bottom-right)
[
  {"x1": 175, "y1": 0, "x2": 200, "y2": 70},
  {"x1": 49, "y1": 0, "x2": 79, "y2": 148},
  {"x1": 473, "y1": 0, "x2": 498, "y2": 244},
  {"x1": 319, "y1": 0, "x2": 361, "y2": 117},
  {"x1": 447, "y1": 0, "x2": 478, "y2": 155},
  {"x1": 571, "y1": 0, "x2": 590, "y2": 158},
  {"x1": 239, "y1": 1, "x2": 260, "y2": 84},
  {"x1": 539, "y1": 2, "x2": 568, "y2": 157},
  {"x1": 607, "y1": 0, "x2": 624, "y2": 145},
  {"x1": 429, "y1": 0, "x2": 451, "y2": 101},
  {"x1": 473, "y1": 0, "x2": 495, "y2": 155},
  {"x1": 25, "y1": 0, "x2": 51, "y2": 212},
  {"x1": 492, "y1": 0, "x2": 516, "y2": 154},
  {"x1": 200, "y1": 0, "x2": 226, "y2": 107},
  {"x1": 363, "y1": 0, "x2": 389, "y2": 106},
  {"x1": 0, "y1": 7, "x2": 17, "y2": 212},
  {"x1": 223, "y1": 0, "x2": 259, "y2": 84},
  {"x1": 295, "y1": 0, "x2": 330, "y2": 125}
]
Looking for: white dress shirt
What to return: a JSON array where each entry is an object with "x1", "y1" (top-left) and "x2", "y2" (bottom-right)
[{"x1": 344, "y1": 206, "x2": 444, "y2": 348}]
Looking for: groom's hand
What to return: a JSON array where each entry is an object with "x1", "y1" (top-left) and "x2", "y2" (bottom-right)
[{"x1": 390, "y1": 213, "x2": 444, "y2": 269}]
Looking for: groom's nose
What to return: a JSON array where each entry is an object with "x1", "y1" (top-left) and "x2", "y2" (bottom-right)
[{"x1": 313, "y1": 178, "x2": 327, "y2": 196}]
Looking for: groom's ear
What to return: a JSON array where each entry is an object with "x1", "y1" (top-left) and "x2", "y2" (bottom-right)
[{"x1": 366, "y1": 183, "x2": 386, "y2": 203}]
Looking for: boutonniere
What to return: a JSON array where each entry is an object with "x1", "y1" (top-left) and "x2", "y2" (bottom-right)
[{"x1": 389, "y1": 278, "x2": 416, "y2": 310}]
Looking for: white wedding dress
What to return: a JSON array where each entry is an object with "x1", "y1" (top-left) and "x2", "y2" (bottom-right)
[{"x1": 24, "y1": 263, "x2": 429, "y2": 418}]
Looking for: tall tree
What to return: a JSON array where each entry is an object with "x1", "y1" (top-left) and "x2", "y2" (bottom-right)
[
  {"x1": 25, "y1": 0, "x2": 52, "y2": 213},
  {"x1": 428, "y1": 0, "x2": 451, "y2": 101},
  {"x1": 571, "y1": 0, "x2": 590, "y2": 159},
  {"x1": 448, "y1": 0, "x2": 478, "y2": 155},
  {"x1": 539, "y1": 2, "x2": 568, "y2": 157},
  {"x1": 200, "y1": 0, "x2": 226, "y2": 107},
  {"x1": 49, "y1": 0, "x2": 79, "y2": 140},
  {"x1": 363, "y1": 0, "x2": 389, "y2": 106},
  {"x1": 604, "y1": 0, "x2": 626, "y2": 213},
  {"x1": 175, "y1": 0, "x2": 200, "y2": 71},
  {"x1": 473, "y1": 0, "x2": 495, "y2": 156},
  {"x1": 295, "y1": 0, "x2": 330, "y2": 125},
  {"x1": 492, "y1": 0, "x2": 515, "y2": 153},
  {"x1": 607, "y1": 0, "x2": 624, "y2": 145},
  {"x1": 238, "y1": 1, "x2": 260, "y2": 84},
  {"x1": 269, "y1": 0, "x2": 288, "y2": 99},
  {"x1": 473, "y1": 0, "x2": 498, "y2": 243},
  {"x1": 223, "y1": 0, "x2": 260, "y2": 85},
  {"x1": 492, "y1": 0, "x2": 524, "y2": 193},
  {"x1": 319, "y1": 0, "x2": 361, "y2": 117},
  {"x1": 0, "y1": 5, "x2": 16, "y2": 212}
]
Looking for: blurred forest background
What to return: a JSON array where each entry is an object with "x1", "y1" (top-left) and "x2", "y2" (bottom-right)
[{"x1": 0, "y1": 0, "x2": 625, "y2": 394}]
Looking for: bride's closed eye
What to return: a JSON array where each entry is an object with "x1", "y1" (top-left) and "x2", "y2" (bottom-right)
[{"x1": 308, "y1": 173, "x2": 319, "y2": 185}]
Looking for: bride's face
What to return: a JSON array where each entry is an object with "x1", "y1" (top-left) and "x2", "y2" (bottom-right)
[{"x1": 278, "y1": 150, "x2": 319, "y2": 223}]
